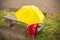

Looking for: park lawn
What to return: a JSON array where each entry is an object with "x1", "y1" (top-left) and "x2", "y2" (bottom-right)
[{"x1": 0, "y1": 10, "x2": 60, "y2": 40}]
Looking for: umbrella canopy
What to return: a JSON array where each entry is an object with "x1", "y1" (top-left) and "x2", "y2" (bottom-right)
[{"x1": 15, "y1": 5, "x2": 44, "y2": 25}]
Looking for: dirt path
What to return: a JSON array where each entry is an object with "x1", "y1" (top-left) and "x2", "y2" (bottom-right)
[{"x1": 0, "y1": 26, "x2": 28, "y2": 40}]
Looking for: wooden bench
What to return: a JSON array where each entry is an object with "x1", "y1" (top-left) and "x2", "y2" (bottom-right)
[
  {"x1": 3, "y1": 15, "x2": 17, "y2": 27},
  {"x1": 36, "y1": 23, "x2": 44, "y2": 33},
  {"x1": 3, "y1": 15, "x2": 44, "y2": 32}
]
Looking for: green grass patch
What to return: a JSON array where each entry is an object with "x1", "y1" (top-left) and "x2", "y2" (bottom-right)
[
  {"x1": 34, "y1": 13, "x2": 60, "y2": 40},
  {"x1": 0, "y1": 10, "x2": 15, "y2": 27}
]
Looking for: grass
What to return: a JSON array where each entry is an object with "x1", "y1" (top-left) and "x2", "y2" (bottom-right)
[
  {"x1": 0, "y1": 10, "x2": 15, "y2": 27},
  {"x1": 0, "y1": 10, "x2": 60, "y2": 40},
  {"x1": 34, "y1": 13, "x2": 60, "y2": 40}
]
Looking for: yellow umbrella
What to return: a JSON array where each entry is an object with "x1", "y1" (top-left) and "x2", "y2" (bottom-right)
[{"x1": 15, "y1": 5, "x2": 44, "y2": 25}]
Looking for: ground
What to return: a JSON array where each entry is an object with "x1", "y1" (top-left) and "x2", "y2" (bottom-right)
[
  {"x1": 0, "y1": 26, "x2": 27, "y2": 40},
  {"x1": 0, "y1": 10, "x2": 60, "y2": 40}
]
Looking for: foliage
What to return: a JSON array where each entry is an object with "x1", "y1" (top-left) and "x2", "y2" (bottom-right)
[
  {"x1": 0, "y1": 10, "x2": 15, "y2": 27},
  {"x1": 34, "y1": 13, "x2": 60, "y2": 40}
]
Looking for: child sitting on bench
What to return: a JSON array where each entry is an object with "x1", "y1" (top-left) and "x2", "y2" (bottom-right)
[{"x1": 27, "y1": 23, "x2": 44, "y2": 38}]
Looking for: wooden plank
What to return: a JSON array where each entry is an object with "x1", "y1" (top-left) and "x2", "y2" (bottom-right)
[
  {"x1": 37, "y1": 24, "x2": 44, "y2": 32},
  {"x1": 3, "y1": 15, "x2": 17, "y2": 21}
]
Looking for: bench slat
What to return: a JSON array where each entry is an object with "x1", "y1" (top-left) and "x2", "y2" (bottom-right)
[{"x1": 3, "y1": 15, "x2": 17, "y2": 21}]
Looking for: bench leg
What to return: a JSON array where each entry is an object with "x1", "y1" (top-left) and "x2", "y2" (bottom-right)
[
  {"x1": 4, "y1": 19, "x2": 16, "y2": 27},
  {"x1": 9, "y1": 21, "x2": 17, "y2": 27},
  {"x1": 4, "y1": 19, "x2": 11, "y2": 27}
]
